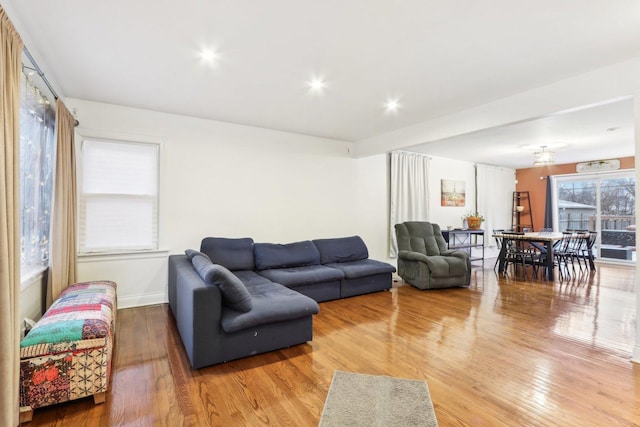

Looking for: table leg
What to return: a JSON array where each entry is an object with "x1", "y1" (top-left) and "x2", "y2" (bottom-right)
[
  {"x1": 497, "y1": 239, "x2": 508, "y2": 272},
  {"x1": 545, "y1": 241, "x2": 555, "y2": 280}
]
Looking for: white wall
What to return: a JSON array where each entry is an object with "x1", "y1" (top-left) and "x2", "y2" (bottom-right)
[
  {"x1": 353, "y1": 153, "x2": 391, "y2": 261},
  {"x1": 427, "y1": 156, "x2": 477, "y2": 229}
]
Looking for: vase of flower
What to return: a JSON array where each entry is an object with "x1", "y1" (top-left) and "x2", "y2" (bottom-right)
[{"x1": 463, "y1": 212, "x2": 484, "y2": 230}]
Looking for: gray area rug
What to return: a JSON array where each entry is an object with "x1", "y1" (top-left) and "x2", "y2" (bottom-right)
[{"x1": 319, "y1": 370, "x2": 438, "y2": 427}]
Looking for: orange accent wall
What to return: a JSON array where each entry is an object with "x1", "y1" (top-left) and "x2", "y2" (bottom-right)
[{"x1": 515, "y1": 157, "x2": 635, "y2": 231}]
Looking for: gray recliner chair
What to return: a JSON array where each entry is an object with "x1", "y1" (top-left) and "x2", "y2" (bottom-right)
[{"x1": 395, "y1": 221, "x2": 471, "y2": 289}]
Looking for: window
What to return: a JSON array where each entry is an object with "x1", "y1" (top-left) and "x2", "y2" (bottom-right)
[
  {"x1": 553, "y1": 170, "x2": 636, "y2": 262},
  {"x1": 19, "y1": 72, "x2": 56, "y2": 278},
  {"x1": 78, "y1": 139, "x2": 159, "y2": 253}
]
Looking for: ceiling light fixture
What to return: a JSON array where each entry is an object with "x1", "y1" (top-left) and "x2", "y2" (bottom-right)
[
  {"x1": 384, "y1": 98, "x2": 401, "y2": 114},
  {"x1": 533, "y1": 145, "x2": 555, "y2": 166},
  {"x1": 307, "y1": 76, "x2": 326, "y2": 94},
  {"x1": 199, "y1": 47, "x2": 218, "y2": 65}
]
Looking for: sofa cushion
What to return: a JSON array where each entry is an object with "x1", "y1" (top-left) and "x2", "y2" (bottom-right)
[
  {"x1": 254, "y1": 241, "x2": 320, "y2": 270},
  {"x1": 200, "y1": 237, "x2": 255, "y2": 271},
  {"x1": 233, "y1": 270, "x2": 274, "y2": 287},
  {"x1": 325, "y1": 259, "x2": 396, "y2": 279},
  {"x1": 221, "y1": 282, "x2": 319, "y2": 334},
  {"x1": 184, "y1": 248, "x2": 211, "y2": 262},
  {"x1": 191, "y1": 255, "x2": 253, "y2": 312},
  {"x1": 313, "y1": 236, "x2": 369, "y2": 264},
  {"x1": 258, "y1": 265, "x2": 343, "y2": 287}
]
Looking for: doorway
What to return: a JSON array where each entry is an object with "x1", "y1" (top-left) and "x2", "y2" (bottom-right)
[{"x1": 552, "y1": 170, "x2": 636, "y2": 263}]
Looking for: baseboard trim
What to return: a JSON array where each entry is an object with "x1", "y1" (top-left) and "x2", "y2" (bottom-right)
[
  {"x1": 631, "y1": 343, "x2": 640, "y2": 364},
  {"x1": 118, "y1": 292, "x2": 167, "y2": 309}
]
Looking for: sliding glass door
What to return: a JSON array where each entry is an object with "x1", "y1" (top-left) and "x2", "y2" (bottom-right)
[{"x1": 553, "y1": 170, "x2": 636, "y2": 263}]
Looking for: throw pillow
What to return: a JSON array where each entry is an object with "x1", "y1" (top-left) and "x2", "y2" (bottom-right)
[
  {"x1": 191, "y1": 255, "x2": 253, "y2": 312},
  {"x1": 185, "y1": 249, "x2": 211, "y2": 262}
]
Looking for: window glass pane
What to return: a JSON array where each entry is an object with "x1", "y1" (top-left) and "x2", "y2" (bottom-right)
[
  {"x1": 19, "y1": 73, "x2": 55, "y2": 275},
  {"x1": 557, "y1": 179, "x2": 596, "y2": 230},
  {"x1": 79, "y1": 139, "x2": 159, "y2": 253},
  {"x1": 600, "y1": 177, "x2": 636, "y2": 262},
  {"x1": 84, "y1": 196, "x2": 155, "y2": 251},
  {"x1": 555, "y1": 172, "x2": 636, "y2": 262},
  {"x1": 83, "y1": 140, "x2": 157, "y2": 195}
]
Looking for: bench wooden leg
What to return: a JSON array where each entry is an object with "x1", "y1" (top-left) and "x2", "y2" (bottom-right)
[
  {"x1": 20, "y1": 406, "x2": 33, "y2": 423},
  {"x1": 93, "y1": 392, "x2": 106, "y2": 404}
]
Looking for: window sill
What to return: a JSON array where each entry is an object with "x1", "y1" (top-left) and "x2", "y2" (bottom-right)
[
  {"x1": 21, "y1": 266, "x2": 47, "y2": 291},
  {"x1": 78, "y1": 249, "x2": 170, "y2": 263}
]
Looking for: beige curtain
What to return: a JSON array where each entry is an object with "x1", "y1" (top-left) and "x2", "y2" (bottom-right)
[
  {"x1": 0, "y1": 7, "x2": 23, "y2": 427},
  {"x1": 47, "y1": 100, "x2": 77, "y2": 306}
]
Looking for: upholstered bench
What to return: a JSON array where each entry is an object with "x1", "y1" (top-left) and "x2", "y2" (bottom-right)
[{"x1": 19, "y1": 280, "x2": 117, "y2": 423}]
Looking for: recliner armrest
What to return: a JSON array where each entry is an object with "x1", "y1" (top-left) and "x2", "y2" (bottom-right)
[
  {"x1": 398, "y1": 250, "x2": 429, "y2": 263},
  {"x1": 441, "y1": 250, "x2": 470, "y2": 259}
]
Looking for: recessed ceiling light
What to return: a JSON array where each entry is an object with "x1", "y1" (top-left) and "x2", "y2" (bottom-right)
[
  {"x1": 307, "y1": 76, "x2": 326, "y2": 94},
  {"x1": 384, "y1": 98, "x2": 401, "y2": 114},
  {"x1": 199, "y1": 47, "x2": 218, "y2": 65}
]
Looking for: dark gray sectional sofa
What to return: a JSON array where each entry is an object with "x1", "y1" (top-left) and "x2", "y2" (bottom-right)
[{"x1": 168, "y1": 235, "x2": 396, "y2": 369}]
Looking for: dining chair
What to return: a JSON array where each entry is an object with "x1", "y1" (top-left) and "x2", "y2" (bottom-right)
[
  {"x1": 492, "y1": 229, "x2": 505, "y2": 271},
  {"x1": 571, "y1": 231, "x2": 589, "y2": 270},
  {"x1": 501, "y1": 231, "x2": 538, "y2": 280},
  {"x1": 579, "y1": 231, "x2": 597, "y2": 270},
  {"x1": 554, "y1": 231, "x2": 576, "y2": 279}
]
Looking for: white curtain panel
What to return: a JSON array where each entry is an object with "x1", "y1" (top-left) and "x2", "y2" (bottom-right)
[
  {"x1": 389, "y1": 151, "x2": 430, "y2": 257},
  {"x1": 476, "y1": 164, "x2": 515, "y2": 247}
]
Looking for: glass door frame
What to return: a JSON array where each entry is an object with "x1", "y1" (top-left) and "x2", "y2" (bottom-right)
[{"x1": 551, "y1": 169, "x2": 636, "y2": 264}]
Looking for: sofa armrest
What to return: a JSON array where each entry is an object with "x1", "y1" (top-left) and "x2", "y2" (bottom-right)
[{"x1": 170, "y1": 255, "x2": 225, "y2": 369}]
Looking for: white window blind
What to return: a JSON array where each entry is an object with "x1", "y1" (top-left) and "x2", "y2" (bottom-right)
[{"x1": 79, "y1": 139, "x2": 159, "y2": 253}]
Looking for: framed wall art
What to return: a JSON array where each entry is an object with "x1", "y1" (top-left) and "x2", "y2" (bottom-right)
[{"x1": 441, "y1": 179, "x2": 465, "y2": 207}]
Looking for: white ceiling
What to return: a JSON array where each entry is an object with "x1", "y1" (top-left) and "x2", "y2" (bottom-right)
[
  {"x1": 407, "y1": 98, "x2": 635, "y2": 169},
  {"x1": 5, "y1": 0, "x2": 640, "y2": 168}
]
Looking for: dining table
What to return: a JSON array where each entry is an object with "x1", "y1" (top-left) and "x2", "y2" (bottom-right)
[{"x1": 492, "y1": 231, "x2": 594, "y2": 281}]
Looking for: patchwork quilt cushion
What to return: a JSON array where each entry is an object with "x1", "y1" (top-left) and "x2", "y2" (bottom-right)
[
  {"x1": 192, "y1": 255, "x2": 253, "y2": 312},
  {"x1": 19, "y1": 280, "x2": 117, "y2": 411},
  {"x1": 20, "y1": 281, "x2": 116, "y2": 350}
]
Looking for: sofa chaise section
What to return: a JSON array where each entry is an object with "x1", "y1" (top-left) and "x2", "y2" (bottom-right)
[{"x1": 168, "y1": 254, "x2": 319, "y2": 369}]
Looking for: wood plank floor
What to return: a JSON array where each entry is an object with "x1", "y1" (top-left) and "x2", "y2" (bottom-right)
[{"x1": 25, "y1": 262, "x2": 640, "y2": 426}]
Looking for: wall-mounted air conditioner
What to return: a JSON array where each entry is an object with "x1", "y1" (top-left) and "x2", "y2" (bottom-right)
[{"x1": 576, "y1": 159, "x2": 620, "y2": 173}]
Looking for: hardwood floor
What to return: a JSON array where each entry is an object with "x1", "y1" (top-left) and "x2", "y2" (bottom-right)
[{"x1": 25, "y1": 262, "x2": 639, "y2": 426}]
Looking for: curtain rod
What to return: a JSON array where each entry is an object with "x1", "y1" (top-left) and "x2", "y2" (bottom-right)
[{"x1": 22, "y1": 46, "x2": 58, "y2": 100}]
